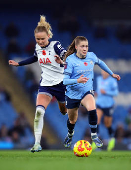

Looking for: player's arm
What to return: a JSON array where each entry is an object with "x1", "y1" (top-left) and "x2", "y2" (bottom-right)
[
  {"x1": 54, "y1": 41, "x2": 67, "y2": 66},
  {"x1": 96, "y1": 59, "x2": 120, "y2": 81},
  {"x1": 63, "y1": 74, "x2": 89, "y2": 85},
  {"x1": 9, "y1": 53, "x2": 38, "y2": 66},
  {"x1": 54, "y1": 41, "x2": 66, "y2": 59},
  {"x1": 63, "y1": 60, "x2": 88, "y2": 85}
]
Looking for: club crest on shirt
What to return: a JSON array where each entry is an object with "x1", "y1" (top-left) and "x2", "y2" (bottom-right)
[
  {"x1": 90, "y1": 61, "x2": 93, "y2": 65},
  {"x1": 64, "y1": 62, "x2": 67, "y2": 69}
]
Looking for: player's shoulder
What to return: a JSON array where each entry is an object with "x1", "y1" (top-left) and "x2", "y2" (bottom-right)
[
  {"x1": 66, "y1": 53, "x2": 76, "y2": 61},
  {"x1": 35, "y1": 43, "x2": 41, "y2": 51},
  {"x1": 87, "y1": 52, "x2": 97, "y2": 58},
  {"x1": 50, "y1": 40, "x2": 62, "y2": 47}
]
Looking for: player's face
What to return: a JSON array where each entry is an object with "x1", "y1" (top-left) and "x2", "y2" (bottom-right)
[
  {"x1": 35, "y1": 31, "x2": 50, "y2": 47},
  {"x1": 75, "y1": 41, "x2": 88, "y2": 58}
]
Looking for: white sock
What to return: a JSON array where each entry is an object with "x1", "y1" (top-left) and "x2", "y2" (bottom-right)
[
  {"x1": 34, "y1": 106, "x2": 45, "y2": 144},
  {"x1": 91, "y1": 133, "x2": 97, "y2": 137}
]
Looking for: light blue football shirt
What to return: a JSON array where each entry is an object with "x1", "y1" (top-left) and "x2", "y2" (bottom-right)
[
  {"x1": 64, "y1": 52, "x2": 113, "y2": 99},
  {"x1": 96, "y1": 75, "x2": 119, "y2": 108}
]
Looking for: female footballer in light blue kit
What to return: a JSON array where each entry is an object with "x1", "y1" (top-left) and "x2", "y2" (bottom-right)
[
  {"x1": 95, "y1": 70, "x2": 119, "y2": 151},
  {"x1": 58, "y1": 36, "x2": 121, "y2": 148}
]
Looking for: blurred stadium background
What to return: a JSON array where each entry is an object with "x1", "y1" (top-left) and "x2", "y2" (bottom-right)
[{"x1": 0, "y1": 0, "x2": 131, "y2": 151}]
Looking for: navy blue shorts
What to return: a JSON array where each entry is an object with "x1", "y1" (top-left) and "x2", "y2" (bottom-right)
[
  {"x1": 38, "y1": 82, "x2": 66, "y2": 103},
  {"x1": 65, "y1": 91, "x2": 94, "y2": 109},
  {"x1": 96, "y1": 105, "x2": 114, "y2": 117}
]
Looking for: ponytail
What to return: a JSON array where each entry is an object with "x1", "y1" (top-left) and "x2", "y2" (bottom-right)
[{"x1": 34, "y1": 15, "x2": 53, "y2": 38}]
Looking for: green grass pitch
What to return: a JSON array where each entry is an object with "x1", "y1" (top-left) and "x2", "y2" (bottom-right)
[{"x1": 0, "y1": 150, "x2": 130, "y2": 170}]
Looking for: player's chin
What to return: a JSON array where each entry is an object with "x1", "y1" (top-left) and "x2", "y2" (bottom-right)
[
  {"x1": 82, "y1": 52, "x2": 87, "y2": 56},
  {"x1": 39, "y1": 44, "x2": 45, "y2": 47}
]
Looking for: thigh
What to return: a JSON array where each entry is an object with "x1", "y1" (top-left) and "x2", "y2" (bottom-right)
[
  {"x1": 65, "y1": 96, "x2": 81, "y2": 109},
  {"x1": 36, "y1": 94, "x2": 52, "y2": 109},
  {"x1": 81, "y1": 94, "x2": 96, "y2": 111},
  {"x1": 68, "y1": 108, "x2": 78, "y2": 123},
  {"x1": 52, "y1": 82, "x2": 66, "y2": 102}
]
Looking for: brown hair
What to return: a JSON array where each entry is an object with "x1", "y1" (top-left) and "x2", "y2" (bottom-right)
[
  {"x1": 64, "y1": 36, "x2": 88, "y2": 61},
  {"x1": 34, "y1": 15, "x2": 53, "y2": 38}
]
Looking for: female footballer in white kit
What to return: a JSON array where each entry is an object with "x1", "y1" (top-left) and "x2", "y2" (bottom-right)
[{"x1": 9, "y1": 16, "x2": 67, "y2": 152}]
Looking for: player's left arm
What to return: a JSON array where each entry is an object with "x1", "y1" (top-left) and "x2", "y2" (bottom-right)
[
  {"x1": 54, "y1": 41, "x2": 66, "y2": 59},
  {"x1": 96, "y1": 58, "x2": 121, "y2": 81}
]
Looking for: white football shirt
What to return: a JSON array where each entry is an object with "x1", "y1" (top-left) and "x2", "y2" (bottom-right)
[{"x1": 35, "y1": 41, "x2": 66, "y2": 86}]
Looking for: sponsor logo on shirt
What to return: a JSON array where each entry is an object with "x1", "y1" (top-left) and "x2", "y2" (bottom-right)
[{"x1": 39, "y1": 58, "x2": 51, "y2": 64}]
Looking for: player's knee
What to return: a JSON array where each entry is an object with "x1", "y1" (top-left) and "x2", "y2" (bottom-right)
[
  {"x1": 60, "y1": 111, "x2": 67, "y2": 115},
  {"x1": 35, "y1": 106, "x2": 45, "y2": 119},
  {"x1": 70, "y1": 120, "x2": 77, "y2": 124}
]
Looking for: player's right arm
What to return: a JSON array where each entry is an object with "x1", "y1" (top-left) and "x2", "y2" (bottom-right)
[
  {"x1": 8, "y1": 54, "x2": 38, "y2": 67},
  {"x1": 63, "y1": 74, "x2": 89, "y2": 85},
  {"x1": 9, "y1": 60, "x2": 19, "y2": 66},
  {"x1": 63, "y1": 57, "x2": 88, "y2": 85}
]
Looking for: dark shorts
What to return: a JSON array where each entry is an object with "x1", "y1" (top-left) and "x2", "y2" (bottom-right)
[
  {"x1": 96, "y1": 105, "x2": 114, "y2": 117},
  {"x1": 65, "y1": 90, "x2": 94, "y2": 109},
  {"x1": 38, "y1": 81, "x2": 66, "y2": 103}
]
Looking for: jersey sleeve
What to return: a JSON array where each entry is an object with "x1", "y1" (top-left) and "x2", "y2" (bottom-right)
[
  {"x1": 18, "y1": 51, "x2": 38, "y2": 66},
  {"x1": 92, "y1": 52, "x2": 113, "y2": 75},
  {"x1": 92, "y1": 52, "x2": 100, "y2": 64},
  {"x1": 54, "y1": 41, "x2": 66, "y2": 59},
  {"x1": 63, "y1": 74, "x2": 77, "y2": 85},
  {"x1": 64, "y1": 57, "x2": 73, "y2": 76}
]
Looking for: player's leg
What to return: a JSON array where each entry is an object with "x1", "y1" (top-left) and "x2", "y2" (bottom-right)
[
  {"x1": 97, "y1": 108, "x2": 103, "y2": 132},
  {"x1": 57, "y1": 102, "x2": 67, "y2": 115},
  {"x1": 91, "y1": 108, "x2": 103, "y2": 150},
  {"x1": 54, "y1": 82, "x2": 67, "y2": 115},
  {"x1": 64, "y1": 96, "x2": 81, "y2": 147},
  {"x1": 64, "y1": 107, "x2": 78, "y2": 147},
  {"x1": 31, "y1": 93, "x2": 52, "y2": 153},
  {"x1": 81, "y1": 94, "x2": 103, "y2": 148},
  {"x1": 104, "y1": 115, "x2": 115, "y2": 151}
]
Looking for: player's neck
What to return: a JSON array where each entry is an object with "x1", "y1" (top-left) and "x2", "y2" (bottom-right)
[{"x1": 76, "y1": 53, "x2": 86, "y2": 59}]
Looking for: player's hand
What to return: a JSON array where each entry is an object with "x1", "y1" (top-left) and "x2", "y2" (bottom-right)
[
  {"x1": 100, "y1": 89, "x2": 106, "y2": 94},
  {"x1": 54, "y1": 55, "x2": 63, "y2": 64},
  {"x1": 77, "y1": 75, "x2": 89, "y2": 84},
  {"x1": 9, "y1": 60, "x2": 19, "y2": 66},
  {"x1": 112, "y1": 74, "x2": 121, "y2": 81}
]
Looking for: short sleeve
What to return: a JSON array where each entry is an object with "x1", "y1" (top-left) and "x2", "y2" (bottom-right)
[
  {"x1": 91, "y1": 52, "x2": 100, "y2": 65},
  {"x1": 54, "y1": 41, "x2": 66, "y2": 58}
]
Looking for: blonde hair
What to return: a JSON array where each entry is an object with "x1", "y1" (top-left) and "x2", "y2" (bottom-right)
[
  {"x1": 34, "y1": 15, "x2": 53, "y2": 38},
  {"x1": 64, "y1": 36, "x2": 88, "y2": 61}
]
